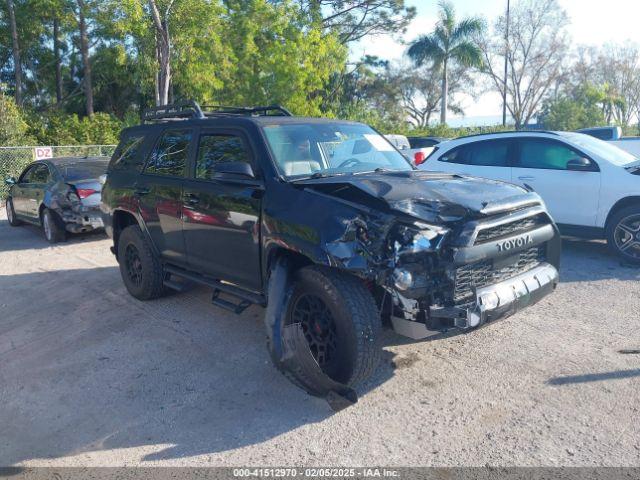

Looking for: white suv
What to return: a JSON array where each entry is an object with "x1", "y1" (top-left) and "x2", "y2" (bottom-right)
[{"x1": 421, "y1": 131, "x2": 640, "y2": 263}]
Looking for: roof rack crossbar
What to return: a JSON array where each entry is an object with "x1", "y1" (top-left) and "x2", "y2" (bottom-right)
[
  {"x1": 200, "y1": 104, "x2": 293, "y2": 117},
  {"x1": 143, "y1": 100, "x2": 205, "y2": 123}
]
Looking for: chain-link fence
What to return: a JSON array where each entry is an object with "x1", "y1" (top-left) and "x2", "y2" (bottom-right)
[{"x1": 0, "y1": 145, "x2": 116, "y2": 201}]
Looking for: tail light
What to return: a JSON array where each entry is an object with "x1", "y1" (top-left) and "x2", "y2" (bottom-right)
[
  {"x1": 76, "y1": 188, "x2": 97, "y2": 199},
  {"x1": 414, "y1": 151, "x2": 426, "y2": 165}
]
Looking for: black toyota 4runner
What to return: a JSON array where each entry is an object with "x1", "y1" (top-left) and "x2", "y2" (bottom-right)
[{"x1": 102, "y1": 101, "x2": 560, "y2": 404}]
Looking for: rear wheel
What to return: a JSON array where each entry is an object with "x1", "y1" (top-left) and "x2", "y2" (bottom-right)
[
  {"x1": 283, "y1": 266, "x2": 381, "y2": 386},
  {"x1": 42, "y1": 208, "x2": 66, "y2": 243},
  {"x1": 606, "y1": 205, "x2": 640, "y2": 265},
  {"x1": 117, "y1": 224, "x2": 166, "y2": 300},
  {"x1": 6, "y1": 198, "x2": 22, "y2": 226}
]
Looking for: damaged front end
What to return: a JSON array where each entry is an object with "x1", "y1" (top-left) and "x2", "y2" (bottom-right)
[
  {"x1": 263, "y1": 172, "x2": 560, "y2": 408},
  {"x1": 385, "y1": 200, "x2": 560, "y2": 340}
]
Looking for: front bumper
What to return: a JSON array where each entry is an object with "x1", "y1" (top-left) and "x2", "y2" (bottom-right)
[{"x1": 391, "y1": 263, "x2": 559, "y2": 339}]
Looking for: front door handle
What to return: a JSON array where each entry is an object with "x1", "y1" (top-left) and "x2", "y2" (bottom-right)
[
  {"x1": 133, "y1": 186, "x2": 151, "y2": 196},
  {"x1": 184, "y1": 193, "x2": 200, "y2": 205},
  {"x1": 518, "y1": 176, "x2": 535, "y2": 181}
]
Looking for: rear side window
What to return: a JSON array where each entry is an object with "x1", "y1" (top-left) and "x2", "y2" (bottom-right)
[
  {"x1": 440, "y1": 140, "x2": 510, "y2": 167},
  {"x1": 518, "y1": 139, "x2": 581, "y2": 170},
  {"x1": 196, "y1": 134, "x2": 252, "y2": 180},
  {"x1": 29, "y1": 164, "x2": 51, "y2": 183},
  {"x1": 145, "y1": 129, "x2": 192, "y2": 177},
  {"x1": 110, "y1": 135, "x2": 146, "y2": 172}
]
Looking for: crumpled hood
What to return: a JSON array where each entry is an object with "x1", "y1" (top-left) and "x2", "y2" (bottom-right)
[{"x1": 297, "y1": 170, "x2": 542, "y2": 223}]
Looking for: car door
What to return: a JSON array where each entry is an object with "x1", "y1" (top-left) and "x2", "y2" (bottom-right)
[
  {"x1": 136, "y1": 128, "x2": 193, "y2": 265},
  {"x1": 21, "y1": 163, "x2": 51, "y2": 220},
  {"x1": 430, "y1": 139, "x2": 514, "y2": 183},
  {"x1": 182, "y1": 129, "x2": 263, "y2": 291},
  {"x1": 511, "y1": 137, "x2": 601, "y2": 226},
  {"x1": 11, "y1": 165, "x2": 36, "y2": 217}
]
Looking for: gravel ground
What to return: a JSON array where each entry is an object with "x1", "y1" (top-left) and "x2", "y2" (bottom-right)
[{"x1": 0, "y1": 207, "x2": 639, "y2": 467}]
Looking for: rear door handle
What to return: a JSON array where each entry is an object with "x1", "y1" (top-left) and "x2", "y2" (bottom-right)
[
  {"x1": 184, "y1": 193, "x2": 200, "y2": 205},
  {"x1": 133, "y1": 186, "x2": 150, "y2": 196},
  {"x1": 518, "y1": 176, "x2": 535, "y2": 181}
]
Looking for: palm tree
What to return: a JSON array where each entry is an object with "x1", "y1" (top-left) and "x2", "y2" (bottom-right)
[{"x1": 408, "y1": 1, "x2": 484, "y2": 124}]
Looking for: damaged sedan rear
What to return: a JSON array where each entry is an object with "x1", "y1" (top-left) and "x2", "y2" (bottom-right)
[{"x1": 5, "y1": 156, "x2": 108, "y2": 243}]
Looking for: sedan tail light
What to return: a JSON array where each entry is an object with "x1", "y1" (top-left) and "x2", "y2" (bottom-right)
[{"x1": 76, "y1": 188, "x2": 98, "y2": 199}]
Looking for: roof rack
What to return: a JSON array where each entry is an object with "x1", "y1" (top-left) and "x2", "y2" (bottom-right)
[
  {"x1": 200, "y1": 104, "x2": 294, "y2": 117},
  {"x1": 142, "y1": 100, "x2": 293, "y2": 123},
  {"x1": 143, "y1": 100, "x2": 205, "y2": 123}
]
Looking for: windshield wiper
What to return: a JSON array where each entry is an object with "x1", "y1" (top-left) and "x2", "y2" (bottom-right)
[{"x1": 288, "y1": 171, "x2": 347, "y2": 182}]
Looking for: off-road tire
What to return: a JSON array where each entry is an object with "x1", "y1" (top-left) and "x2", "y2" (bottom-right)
[
  {"x1": 42, "y1": 208, "x2": 66, "y2": 243},
  {"x1": 283, "y1": 266, "x2": 382, "y2": 387},
  {"x1": 117, "y1": 224, "x2": 166, "y2": 300},
  {"x1": 6, "y1": 198, "x2": 22, "y2": 226},
  {"x1": 606, "y1": 204, "x2": 640, "y2": 265}
]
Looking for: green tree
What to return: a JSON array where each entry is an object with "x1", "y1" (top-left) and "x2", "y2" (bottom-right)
[
  {"x1": 0, "y1": 89, "x2": 31, "y2": 144},
  {"x1": 408, "y1": 0, "x2": 483, "y2": 125},
  {"x1": 300, "y1": 0, "x2": 416, "y2": 45},
  {"x1": 538, "y1": 84, "x2": 606, "y2": 130}
]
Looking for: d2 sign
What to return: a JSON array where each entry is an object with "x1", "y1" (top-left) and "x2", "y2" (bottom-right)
[{"x1": 34, "y1": 147, "x2": 53, "y2": 160}]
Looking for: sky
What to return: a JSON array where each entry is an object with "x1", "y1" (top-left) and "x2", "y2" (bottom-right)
[{"x1": 352, "y1": 0, "x2": 640, "y2": 125}]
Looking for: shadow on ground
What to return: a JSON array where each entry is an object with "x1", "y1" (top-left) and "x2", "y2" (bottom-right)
[
  {"x1": 0, "y1": 218, "x2": 107, "y2": 252},
  {"x1": 547, "y1": 368, "x2": 640, "y2": 386},
  {"x1": 0, "y1": 266, "x2": 396, "y2": 466}
]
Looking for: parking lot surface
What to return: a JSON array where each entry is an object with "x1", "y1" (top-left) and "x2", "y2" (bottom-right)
[{"x1": 1, "y1": 207, "x2": 639, "y2": 467}]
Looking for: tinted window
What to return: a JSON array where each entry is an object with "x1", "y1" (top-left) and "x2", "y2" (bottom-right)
[
  {"x1": 408, "y1": 137, "x2": 438, "y2": 148},
  {"x1": 58, "y1": 161, "x2": 108, "y2": 181},
  {"x1": 584, "y1": 129, "x2": 612, "y2": 141},
  {"x1": 145, "y1": 129, "x2": 191, "y2": 177},
  {"x1": 111, "y1": 135, "x2": 146, "y2": 172},
  {"x1": 196, "y1": 135, "x2": 251, "y2": 180},
  {"x1": 29, "y1": 164, "x2": 50, "y2": 183},
  {"x1": 19, "y1": 165, "x2": 38, "y2": 183},
  {"x1": 441, "y1": 140, "x2": 510, "y2": 167},
  {"x1": 518, "y1": 139, "x2": 582, "y2": 170}
]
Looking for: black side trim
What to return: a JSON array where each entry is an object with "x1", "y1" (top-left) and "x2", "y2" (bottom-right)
[{"x1": 557, "y1": 224, "x2": 605, "y2": 239}]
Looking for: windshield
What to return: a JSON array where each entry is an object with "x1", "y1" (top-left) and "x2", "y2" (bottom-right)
[
  {"x1": 562, "y1": 133, "x2": 638, "y2": 166},
  {"x1": 59, "y1": 160, "x2": 109, "y2": 181},
  {"x1": 262, "y1": 122, "x2": 413, "y2": 179}
]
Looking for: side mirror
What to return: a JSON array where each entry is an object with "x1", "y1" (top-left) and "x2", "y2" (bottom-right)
[
  {"x1": 566, "y1": 157, "x2": 593, "y2": 171},
  {"x1": 212, "y1": 161, "x2": 255, "y2": 179},
  {"x1": 4, "y1": 176, "x2": 17, "y2": 186},
  {"x1": 414, "y1": 151, "x2": 426, "y2": 166}
]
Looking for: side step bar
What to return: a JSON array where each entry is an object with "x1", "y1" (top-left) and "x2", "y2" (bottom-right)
[{"x1": 163, "y1": 264, "x2": 265, "y2": 314}]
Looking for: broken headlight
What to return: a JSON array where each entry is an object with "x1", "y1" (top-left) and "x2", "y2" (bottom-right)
[
  {"x1": 391, "y1": 223, "x2": 449, "y2": 294},
  {"x1": 393, "y1": 222, "x2": 448, "y2": 258}
]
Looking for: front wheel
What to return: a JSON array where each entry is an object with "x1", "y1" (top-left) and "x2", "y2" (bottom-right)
[
  {"x1": 6, "y1": 198, "x2": 22, "y2": 226},
  {"x1": 283, "y1": 266, "x2": 382, "y2": 387},
  {"x1": 606, "y1": 205, "x2": 640, "y2": 265}
]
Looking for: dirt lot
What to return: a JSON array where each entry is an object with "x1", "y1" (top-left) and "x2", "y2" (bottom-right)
[{"x1": 0, "y1": 207, "x2": 639, "y2": 467}]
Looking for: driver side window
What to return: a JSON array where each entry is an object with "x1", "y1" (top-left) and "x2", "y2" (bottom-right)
[{"x1": 20, "y1": 165, "x2": 40, "y2": 184}]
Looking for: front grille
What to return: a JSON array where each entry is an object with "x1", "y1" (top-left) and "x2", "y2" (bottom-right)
[
  {"x1": 474, "y1": 214, "x2": 545, "y2": 244},
  {"x1": 453, "y1": 246, "x2": 545, "y2": 303}
]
